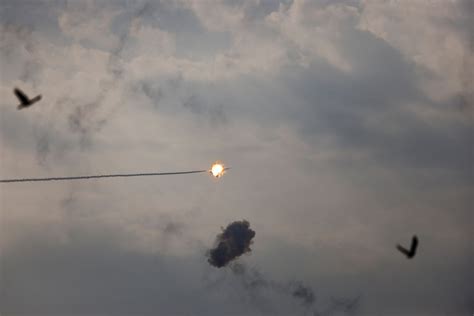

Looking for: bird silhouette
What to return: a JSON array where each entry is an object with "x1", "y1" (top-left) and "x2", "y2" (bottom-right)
[
  {"x1": 397, "y1": 235, "x2": 418, "y2": 259},
  {"x1": 14, "y1": 88, "x2": 42, "y2": 110}
]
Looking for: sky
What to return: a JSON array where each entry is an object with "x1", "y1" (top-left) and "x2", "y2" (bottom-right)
[{"x1": 0, "y1": 0, "x2": 473, "y2": 315}]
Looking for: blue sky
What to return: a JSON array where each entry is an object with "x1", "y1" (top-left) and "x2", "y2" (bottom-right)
[{"x1": 0, "y1": 1, "x2": 472, "y2": 315}]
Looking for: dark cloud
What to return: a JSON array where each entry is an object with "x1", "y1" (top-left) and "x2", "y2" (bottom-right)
[
  {"x1": 1, "y1": 220, "x2": 219, "y2": 316},
  {"x1": 208, "y1": 220, "x2": 256, "y2": 268},
  {"x1": 282, "y1": 29, "x2": 472, "y2": 177},
  {"x1": 1, "y1": 1, "x2": 472, "y2": 315}
]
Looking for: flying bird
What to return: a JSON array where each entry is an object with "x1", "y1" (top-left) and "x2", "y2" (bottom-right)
[
  {"x1": 397, "y1": 235, "x2": 418, "y2": 259},
  {"x1": 14, "y1": 88, "x2": 42, "y2": 110}
]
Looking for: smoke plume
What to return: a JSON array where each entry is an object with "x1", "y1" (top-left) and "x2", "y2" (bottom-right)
[
  {"x1": 207, "y1": 222, "x2": 358, "y2": 314},
  {"x1": 208, "y1": 220, "x2": 256, "y2": 268}
]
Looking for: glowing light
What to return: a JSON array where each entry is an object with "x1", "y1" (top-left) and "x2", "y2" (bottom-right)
[{"x1": 210, "y1": 162, "x2": 226, "y2": 178}]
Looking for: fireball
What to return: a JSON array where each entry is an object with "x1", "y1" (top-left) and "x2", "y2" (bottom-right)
[{"x1": 210, "y1": 161, "x2": 226, "y2": 178}]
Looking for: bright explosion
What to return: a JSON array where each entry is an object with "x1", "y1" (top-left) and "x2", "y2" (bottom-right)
[{"x1": 210, "y1": 162, "x2": 226, "y2": 178}]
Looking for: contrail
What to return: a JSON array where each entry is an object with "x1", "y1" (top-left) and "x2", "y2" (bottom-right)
[{"x1": 0, "y1": 170, "x2": 207, "y2": 183}]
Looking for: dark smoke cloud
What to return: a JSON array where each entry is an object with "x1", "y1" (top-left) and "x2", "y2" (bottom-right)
[
  {"x1": 207, "y1": 221, "x2": 358, "y2": 314},
  {"x1": 208, "y1": 221, "x2": 318, "y2": 309},
  {"x1": 208, "y1": 220, "x2": 256, "y2": 268}
]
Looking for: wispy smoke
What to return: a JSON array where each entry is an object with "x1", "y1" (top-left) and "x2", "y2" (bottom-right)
[
  {"x1": 207, "y1": 221, "x2": 317, "y2": 309},
  {"x1": 291, "y1": 281, "x2": 316, "y2": 306},
  {"x1": 229, "y1": 262, "x2": 359, "y2": 315},
  {"x1": 207, "y1": 221, "x2": 359, "y2": 315},
  {"x1": 67, "y1": 101, "x2": 108, "y2": 148},
  {"x1": 66, "y1": 2, "x2": 151, "y2": 147},
  {"x1": 182, "y1": 94, "x2": 228, "y2": 127},
  {"x1": 208, "y1": 220, "x2": 256, "y2": 268},
  {"x1": 229, "y1": 262, "x2": 317, "y2": 307},
  {"x1": 20, "y1": 2, "x2": 154, "y2": 164},
  {"x1": 230, "y1": 262, "x2": 268, "y2": 289}
]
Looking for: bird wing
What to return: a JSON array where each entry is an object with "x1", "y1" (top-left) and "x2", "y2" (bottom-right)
[
  {"x1": 410, "y1": 236, "x2": 418, "y2": 254},
  {"x1": 30, "y1": 95, "x2": 42, "y2": 104},
  {"x1": 14, "y1": 88, "x2": 29, "y2": 104},
  {"x1": 396, "y1": 244, "x2": 410, "y2": 257}
]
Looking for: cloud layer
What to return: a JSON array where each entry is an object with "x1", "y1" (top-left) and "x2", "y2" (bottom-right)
[{"x1": 1, "y1": 1, "x2": 472, "y2": 315}]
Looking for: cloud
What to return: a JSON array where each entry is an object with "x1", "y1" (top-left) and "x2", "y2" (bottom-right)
[
  {"x1": 58, "y1": 1, "x2": 122, "y2": 51},
  {"x1": 359, "y1": 0, "x2": 474, "y2": 103},
  {"x1": 0, "y1": 24, "x2": 43, "y2": 86},
  {"x1": 1, "y1": 217, "x2": 220, "y2": 316},
  {"x1": 0, "y1": 1, "x2": 472, "y2": 315}
]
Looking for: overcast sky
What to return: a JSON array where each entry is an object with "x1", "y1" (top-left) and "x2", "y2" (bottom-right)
[{"x1": 0, "y1": 1, "x2": 472, "y2": 315}]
